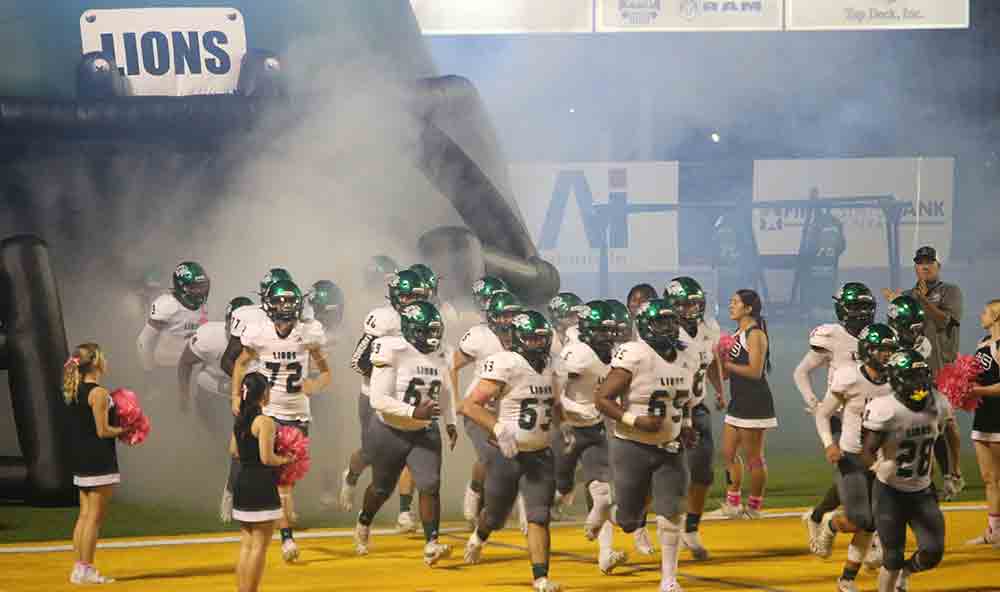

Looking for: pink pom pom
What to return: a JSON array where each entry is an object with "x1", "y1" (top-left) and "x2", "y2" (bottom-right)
[
  {"x1": 936, "y1": 354, "x2": 983, "y2": 413},
  {"x1": 275, "y1": 426, "x2": 311, "y2": 486},
  {"x1": 716, "y1": 332, "x2": 737, "y2": 359},
  {"x1": 111, "y1": 388, "x2": 151, "y2": 446}
]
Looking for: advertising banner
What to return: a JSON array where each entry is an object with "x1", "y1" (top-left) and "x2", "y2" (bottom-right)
[{"x1": 786, "y1": 0, "x2": 968, "y2": 31}]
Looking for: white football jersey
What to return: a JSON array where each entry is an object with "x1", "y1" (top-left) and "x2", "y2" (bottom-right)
[
  {"x1": 358, "y1": 305, "x2": 401, "y2": 395},
  {"x1": 679, "y1": 317, "x2": 722, "y2": 408},
  {"x1": 189, "y1": 321, "x2": 230, "y2": 397},
  {"x1": 230, "y1": 305, "x2": 268, "y2": 338},
  {"x1": 369, "y1": 336, "x2": 455, "y2": 431},
  {"x1": 457, "y1": 324, "x2": 505, "y2": 400},
  {"x1": 611, "y1": 340, "x2": 695, "y2": 446},
  {"x1": 559, "y1": 341, "x2": 606, "y2": 428},
  {"x1": 829, "y1": 364, "x2": 893, "y2": 453},
  {"x1": 144, "y1": 293, "x2": 204, "y2": 366},
  {"x1": 481, "y1": 351, "x2": 557, "y2": 452},
  {"x1": 550, "y1": 326, "x2": 580, "y2": 358},
  {"x1": 241, "y1": 319, "x2": 327, "y2": 421},
  {"x1": 809, "y1": 323, "x2": 859, "y2": 392},
  {"x1": 863, "y1": 392, "x2": 953, "y2": 492}
]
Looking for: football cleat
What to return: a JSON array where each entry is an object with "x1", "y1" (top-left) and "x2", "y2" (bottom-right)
[
  {"x1": 463, "y1": 484, "x2": 481, "y2": 526},
  {"x1": 964, "y1": 527, "x2": 997, "y2": 546},
  {"x1": 533, "y1": 577, "x2": 563, "y2": 592},
  {"x1": 464, "y1": 532, "x2": 484, "y2": 564},
  {"x1": 397, "y1": 510, "x2": 417, "y2": 533},
  {"x1": 72, "y1": 566, "x2": 114, "y2": 584},
  {"x1": 598, "y1": 550, "x2": 628, "y2": 575},
  {"x1": 836, "y1": 577, "x2": 860, "y2": 592},
  {"x1": 801, "y1": 510, "x2": 820, "y2": 547},
  {"x1": 633, "y1": 527, "x2": 656, "y2": 556},
  {"x1": 219, "y1": 487, "x2": 233, "y2": 524},
  {"x1": 660, "y1": 580, "x2": 684, "y2": 592},
  {"x1": 863, "y1": 532, "x2": 884, "y2": 570},
  {"x1": 354, "y1": 523, "x2": 371, "y2": 556},
  {"x1": 680, "y1": 530, "x2": 709, "y2": 561},
  {"x1": 423, "y1": 540, "x2": 452, "y2": 567},
  {"x1": 281, "y1": 538, "x2": 299, "y2": 563},
  {"x1": 339, "y1": 468, "x2": 355, "y2": 512},
  {"x1": 810, "y1": 512, "x2": 836, "y2": 559}
]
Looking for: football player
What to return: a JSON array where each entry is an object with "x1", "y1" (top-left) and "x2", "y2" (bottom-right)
[
  {"x1": 136, "y1": 261, "x2": 210, "y2": 371},
  {"x1": 606, "y1": 299, "x2": 633, "y2": 347},
  {"x1": 461, "y1": 310, "x2": 563, "y2": 592},
  {"x1": 595, "y1": 299, "x2": 697, "y2": 592},
  {"x1": 861, "y1": 350, "x2": 958, "y2": 592},
  {"x1": 230, "y1": 279, "x2": 331, "y2": 563},
  {"x1": 547, "y1": 292, "x2": 583, "y2": 355},
  {"x1": 664, "y1": 277, "x2": 723, "y2": 561},
  {"x1": 353, "y1": 301, "x2": 458, "y2": 566},
  {"x1": 556, "y1": 300, "x2": 628, "y2": 574},
  {"x1": 221, "y1": 268, "x2": 293, "y2": 377},
  {"x1": 472, "y1": 276, "x2": 511, "y2": 318},
  {"x1": 450, "y1": 290, "x2": 523, "y2": 526},
  {"x1": 341, "y1": 270, "x2": 428, "y2": 534},
  {"x1": 811, "y1": 325, "x2": 898, "y2": 592}
]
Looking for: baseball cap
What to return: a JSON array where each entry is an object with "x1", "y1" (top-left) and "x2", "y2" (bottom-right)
[{"x1": 913, "y1": 246, "x2": 937, "y2": 263}]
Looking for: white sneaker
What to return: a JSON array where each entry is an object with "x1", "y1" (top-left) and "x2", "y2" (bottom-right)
[
  {"x1": 719, "y1": 499, "x2": 744, "y2": 519},
  {"x1": 339, "y1": 468, "x2": 356, "y2": 513},
  {"x1": 281, "y1": 538, "x2": 299, "y2": 563},
  {"x1": 681, "y1": 530, "x2": 709, "y2": 561},
  {"x1": 69, "y1": 563, "x2": 85, "y2": 584},
  {"x1": 810, "y1": 512, "x2": 836, "y2": 559},
  {"x1": 397, "y1": 510, "x2": 417, "y2": 533},
  {"x1": 354, "y1": 523, "x2": 371, "y2": 556},
  {"x1": 801, "y1": 510, "x2": 819, "y2": 546},
  {"x1": 75, "y1": 566, "x2": 114, "y2": 584},
  {"x1": 863, "y1": 532, "x2": 883, "y2": 570},
  {"x1": 517, "y1": 494, "x2": 528, "y2": 535},
  {"x1": 965, "y1": 527, "x2": 997, "y2": 546},
  {"x1": 464, "y1": 532, "x2": 484, "y2": 564},
  {"x1": 633, "y1": 527, "x2": 655, "y2": 556},
  {"x1": 423, "y1": 540, "x2": 452, "y2": 567},
  {"x1": 598, "y1": 549, "x2": 628, "y2": 575},
  {"x1": 219, "y1": 487, "x2": 233, "y2": 524},
  {"x1": 462, "y1": 484, "x2": 481, "y2": 525},
  {"x1": 895, "y1": 568, "x2": 911, "y2": 592},
  {"x1": 742, "y1": 506, "x2": 761, "y2": 520},
  {"x1": 836, "y1": 577, "x2": 859, "y2": 592},
  {"x1": 533, "y1": 576, "x2": 563, "y2": 591},
  {"x1": 660, "y1": 579, "x2": 684, "y2": 592}
]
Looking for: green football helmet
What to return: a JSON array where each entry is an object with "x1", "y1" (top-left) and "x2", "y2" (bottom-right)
[
  {"x1": 510, "y1": 310, "x2": 554, "y2": 372},
  {"x1": 400, "y1": 300, "x2": 444, "y2": 354},
  {"x1": 366, "y1": 255, "x2": 399, "y2": 291},
  {"x1": 263, "y1": 279, "x2": 303, "y2": 322},
  {"x1": 472, "y1": 276, "x2": 509, "y2": 311},
  {"x1": 409, "y1": 263, "x2": 438, "y2": 301},
  {"x1": 225, "y1": 296, "x2": 254, "y2": 334},
  {"x1": 308, "y1": 280, "x2": 344, "y2": 328},
  {"x1": 857, "y1": 323, "x2": 899, "y2": 372},
  {"x1": 664, "y1": 276, "x2": 706, "y2": 325},
  {"x1": 547, "y1": 292, "x2": 583, "y2": 330},
  {"x1": 635, "y1": 298, "x2": 683, "y2": 356},
  {"x1": 259, "y1": 267, "x2": 293, "y2": 299},
  {"x1": 485, "y1": 290, "x2": 523, "y2": 339},
  {"x1": 887, "y1": 295, "x2": 926, "y2": 347},
  {"x1": 605, "y1": 299, "x2": 633, "y2": 344},
  {"x1": 172, "y1": 261, "x2": 210, "y2": 310},
  {"x1": 576, "y1": 300, "x2": 617, "y2": 364},
  {"x1": 834, "y1": 282, "x2": 876, "y2": 334},
  {"x1": 887, "y1": 349, "x2": 934, "y2": 412},
  {"x1": 388, "y1": 269, "x2": 429, "y2": 311}
]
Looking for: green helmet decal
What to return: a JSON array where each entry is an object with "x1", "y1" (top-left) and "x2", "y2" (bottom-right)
[
  {"x1": 308, "y1": 280, "x2": 344, "y2": 327},
  {"x1": 259, "y1": 267, "x2": 293, "y2": 299},
  {"x1": 887, "y1": 349, "x2": 933, "y2": 412},
  {"x1": 485, "y1": 290, "x2": 523, "y2": 338},
  {"x1": 388, "y1": 269, "x2": 429, "y2": 311},
  {"x1": 576, "y1": 300, "x2": 617, "y2": 364},
  {"x1": 225, "y1": 296, "x2": 254, "y2": 333},
  {"x1": 510, "y1": 310, "x2": 554, "y2": 372},
  {"x1": 634, "y1": 298, "x2": 684, "y2": 356},
  {"x1": 605, "y1": 299, "x2": 633, "y2": 344},
  {"x1": 400, "y1": 300, "x2": 444, "y2": 354},
  {"x1": 173, "y1": 261, "x2": 210, "y2": 310},
  {"x1": 664, "y1": 276, "x2": 706, "y2": 323},
  {"x1": 472, "y1": 276, "x2": 509, "y2": 311},
  {"x1": 408, "y1": 264, "x2": 438, "y2": 300},
  {"x1": 834, "y1": 282, "x2": 876, "y2": 333},
  {"x1": 263, "y1": 279, "x2": 303, "y2": 322},
  {"x1": 857, "y1": 323, "x2": 899, "y2": 372},
  {"x1": 547, "y1": 292, "x2": 583, "y2": 328},
  {"x1": 366, "y1": 255, "x2": 399, "y2": 290},
  {"x1": 887, "y1": 295, "x2": 926, "y2": 346}
]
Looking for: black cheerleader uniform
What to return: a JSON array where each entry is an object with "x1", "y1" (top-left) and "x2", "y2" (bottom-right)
[
  {"x1": 972, "y1": 336, "x2": 1000, "y2": 443},
  {"x1": 232, "y1": 410, "x2": 283, "y2": 522},
  {"x1": 725, "y1": 327, "x2": 778, "y2": 429},
  {"x1": 68, "y1": 382, "x2": 120, "y2": 487}
]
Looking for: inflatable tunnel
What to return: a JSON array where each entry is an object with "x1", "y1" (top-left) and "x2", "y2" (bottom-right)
[{"x1": 0, "y1": 2, "x2": 558, "y2": 504}]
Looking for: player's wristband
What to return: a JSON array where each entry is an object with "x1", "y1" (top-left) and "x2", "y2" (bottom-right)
[{"x1": 621, "y1": 412, "x2": 637, "y2": 428}]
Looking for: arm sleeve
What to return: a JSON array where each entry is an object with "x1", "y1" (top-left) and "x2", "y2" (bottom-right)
[
  {"x1": 136, "y1": 323, "x2": 160, "y2": 371},
  {"x1": 814, "y1": 394, "x2": 842, "y2": 448},
  {"x1": 350, "y1": 333, "x2": 376, "y2": 377},
  {"x1": 793, "y1": 349, "x2": 827, "y2": 405}
]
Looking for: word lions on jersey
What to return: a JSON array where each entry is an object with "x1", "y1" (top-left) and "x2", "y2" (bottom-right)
[
  {"x1": 241, "y1": 319, "x2": 327, "y2": 420},
  {"x1": 679, "y1": 318, "x2": 721, "y2": 408},
  {"x1": 143, "y1": 293, "x2": 203, "y2": 366},
  {"x1": 828, "y1": 365, "x2": 893, "y2": 453},
  {"x1": 611, "y1": 340, "x2": 694, "y2": 446},
  {"x1": 369, "y1": 336, "x2": 455, "y2": 430},
  {"x1": 480, "y1": 351, "x2": 558, "y2": 452},
  {"x1": 863, "y1": 392, "x2": 953, "y2": 493},
  {"x1": 189, "y1": 321, "x2": 231, "y2": 396},
  {"x1": 559, "y1": 341, "x2": 607, "y2": 428}
]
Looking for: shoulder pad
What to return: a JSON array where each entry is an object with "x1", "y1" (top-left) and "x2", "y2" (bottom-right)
[
  {"x1": 830, "y1": 365, "x2": 860, "y2": 395},
  {"x1": 611, "y1": 341, "x2": 645, "y2": 374},
  {"x1": 862, "y1": 396, "x2": 895, "y2": 431},
  {"x1": 150, "y1": 293, "x2": 181, "y2": 321},
  {"x1": 371, "y1": 335, "x2": 407, "y2": 367}
]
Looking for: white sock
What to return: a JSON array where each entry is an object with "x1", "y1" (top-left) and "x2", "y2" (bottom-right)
[
  {"x1": 878, "y1": 567, "x2": 899, "y2": 592},
  {"x1": 657, "y1": 515, "x2": 681, "y2": 586},
  {"x1": 598, "y1": 521, "x2": 614, "y2": 555},
  {"x1": 587, "y1": 481, "x2": 613, "y2": 526}
]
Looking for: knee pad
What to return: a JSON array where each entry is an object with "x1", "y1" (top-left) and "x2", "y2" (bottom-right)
[
  {"x1": 846, "y1": 509, "x2": 874, "y2": 533},
  {"x1": 691, "y1": 462, "x2": 715, "y2": 487},
  {"x1": 883, "y1": 547, "x2": 906, "y2": 571},
  {"x1": 482, "y1": 508, "x2": 506, "y2": 532},
  {"x1": 526, "y1": 507, "x2": 551, "y2": 526},
  {"x1": 612, "y1": 505, "x2": 642, "y2": 534},
  {"x1": 418, "y1": 478, "x2": 441, "y2": 497},
  {"x1": 747, "y1": 457, "x2": 766, "y2": 470},
  {"x1": 656, "y1": 514, "x2": 681, "y2": 534},
  {"x1": 913, "y1": 548, "x2": 943, "y2": 571}
]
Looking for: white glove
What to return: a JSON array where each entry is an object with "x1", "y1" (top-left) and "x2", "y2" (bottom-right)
[
  {"x1": 804, "y1": 398, "x2": 819, "y2": 416},
  {"x1": 560, "y1": 423, "x2": 576, "y2": 454},
  {"x1": 493, "y1": 422, "x2": 519, "y2": 459},
  {"x1": 943, "y1": 474, "x2": 965, "y2": 501}
]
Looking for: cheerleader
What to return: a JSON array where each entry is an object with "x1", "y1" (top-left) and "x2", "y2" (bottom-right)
[
  {"x1": 966, "y1": 299, "x2": 1000, "y2": 547},
  {"x1": 719, "y1": 289, "x2": 777, "y2": 519},
  {"x1": 231, "y1": 372, "x2": 291, "y2": 592},
  {"x1": 64, "y1": 343, "x2": 123, "y2": 585}
]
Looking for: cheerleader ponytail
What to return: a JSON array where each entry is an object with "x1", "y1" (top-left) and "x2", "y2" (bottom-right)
[
  {"x1": 235, "y1": 372, "x2": 270, "y2": 438},
  {"x1": 736, "y1": 289, "x2": 771, "y2": 374},
  {"x1": 62, "y1": 342, "x2": 103, "y2": 404}
]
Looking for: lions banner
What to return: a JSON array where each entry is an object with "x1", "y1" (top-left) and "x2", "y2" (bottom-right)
[{"x1": 752, "y1": 157, "x2": 954, "y2": 268}]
